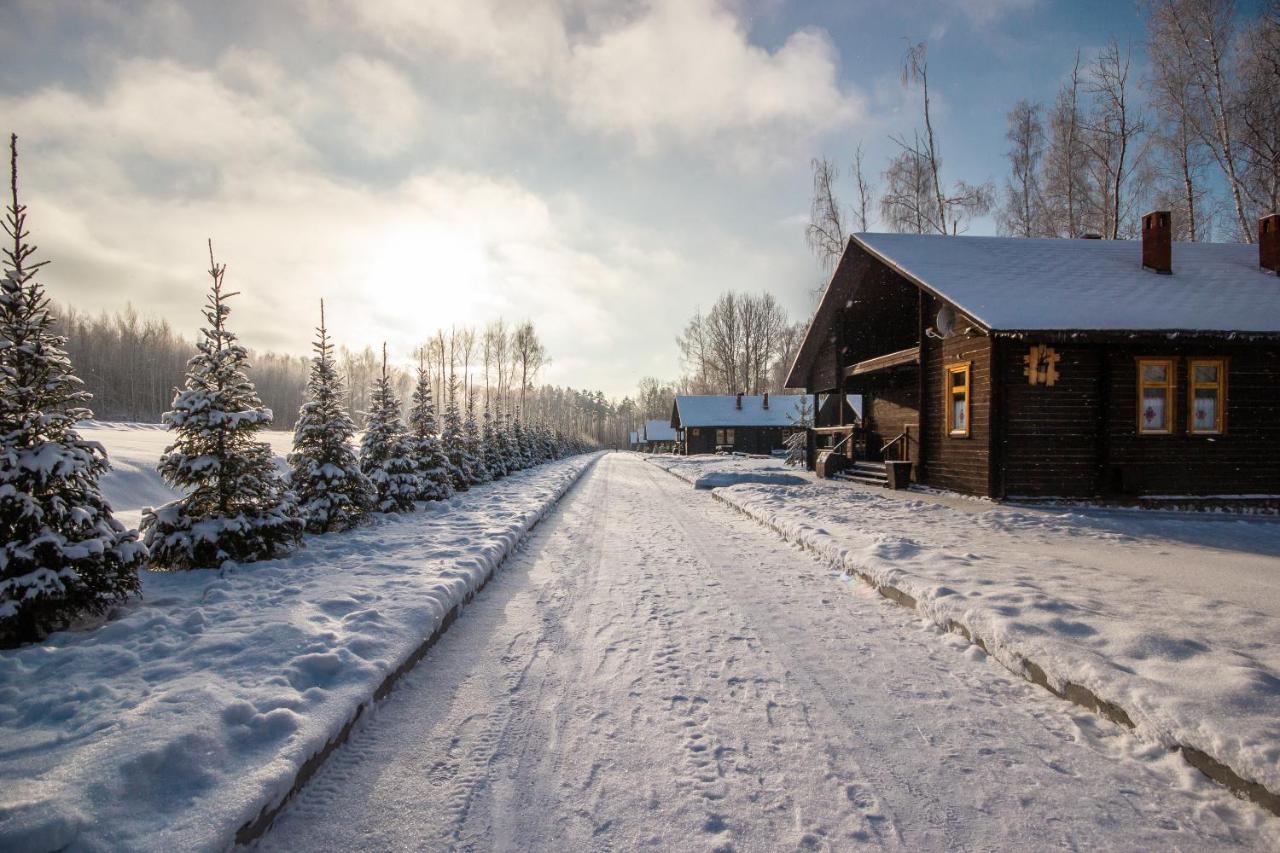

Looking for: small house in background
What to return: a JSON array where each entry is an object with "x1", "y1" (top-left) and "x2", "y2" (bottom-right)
[
  {"x1": 670, "y1": 393, "x2": 819, "y2": 455},
  {"x1": 786, "y1": 212, "x2": 1280, "y2": 501},
  {"x1": 642, "y1": 419, "x2": 678, "y2": 452},
  {"x1": 628, "y1": 430, "x2": 640, "y2": 449}
]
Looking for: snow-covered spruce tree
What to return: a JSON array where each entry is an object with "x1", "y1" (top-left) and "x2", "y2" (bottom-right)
[
  {"x1": 496, "y1": 408, "x2": 518, "y2": 472},
  {"x1": 784, "y1": 395, "x2": 814, "y2": 468},
  {"x1": 513, "y1": 413, "x2": 534, "y2": 470},
  {"x1": 359, "y1": 344, "x2": 419, "y2": 513},
  {"x1": 0, "y1": 135, "x2": 145, "y2": 646},
  {"x1": 406, "y1": 354, "x2": 452, "y2": 502},
  {"x1": 142, "y1": 242, "x2": 302, "y2": 570},
  {"x1": 464, "y1": 394, "x2": 490, "y2": 484},
  {"x1": 288, "y1": 300, "x2": 376, "y2": 533},
  {"x1": 481, "y1": 406, "x2": 507, "y2": 480},
  {"x1": 440, "y1": 372, "x2": 475, "y2": 490}
]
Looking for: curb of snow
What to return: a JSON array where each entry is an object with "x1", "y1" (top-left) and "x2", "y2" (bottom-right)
[
  {"x1": 232, "y1": 452, "x2": 603, "y2": 845},
  {"x1": 646, "y1": 457, "x2": 1280, "y2": 818}
]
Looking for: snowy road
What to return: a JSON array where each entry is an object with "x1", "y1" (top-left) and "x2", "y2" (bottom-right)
[{"x1": 258, "y1": 453, "x2": 1276, "y2": 851}]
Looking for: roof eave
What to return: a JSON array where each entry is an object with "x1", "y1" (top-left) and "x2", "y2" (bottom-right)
[{"x1": 849, "y1": 233, "x2": 995, "y2": 334}]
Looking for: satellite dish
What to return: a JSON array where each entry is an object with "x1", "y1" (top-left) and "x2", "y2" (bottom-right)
[{"x1": 935, "y1": 305, "x2": 956, "y2": 337}]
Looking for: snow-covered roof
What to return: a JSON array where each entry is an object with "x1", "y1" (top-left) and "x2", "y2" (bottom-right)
[
  {"x1": 854, "y1": 232, "x2": 1280, "y2": 333},
  {"x1": 671, "y1": 395, "x2": 806, "y2": 428},
  {"x1": 629, "y1": 431, "x2": 639, "y2": 445},
  {"x1": 643, "y1": 419, "x2": 677, "y2": 442}
]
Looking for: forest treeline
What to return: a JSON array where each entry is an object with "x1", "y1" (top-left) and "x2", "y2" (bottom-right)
[
  {"x1": 807, "y1": 0, "x2": 1279, "y2": 267},
  {"x1": 54, "y1": 302, "x2": 636, "y2": 445}
]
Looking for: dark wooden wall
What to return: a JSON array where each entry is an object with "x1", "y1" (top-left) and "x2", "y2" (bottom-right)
[
  {"x1": 920, "y1": 302, "x2": 993, "y2": 496},
  {"x1": 999, "y1": 344, "x2": 1104, "y2": 497},
  {"x1": 997, "y1": 341, "x2": 1280, "y2": 498},
  {"x1": 684, "y1": 426, "x2": 794, "y2": 455},
  {"x1": 859, "y1": 372, "x2": 920, "y2": 462},
  {"x1": 1103, "y1": 344, "x2": 1280, "y2": 496}
]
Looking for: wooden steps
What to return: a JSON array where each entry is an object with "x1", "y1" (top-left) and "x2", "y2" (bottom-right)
[{"x1": 834, "y1": 460, "x2": 889, "y2": 487}]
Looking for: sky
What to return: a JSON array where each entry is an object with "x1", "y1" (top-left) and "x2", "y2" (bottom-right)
[{"x1": 0, "y1": 0, "x2": 1159, "y2": 398}]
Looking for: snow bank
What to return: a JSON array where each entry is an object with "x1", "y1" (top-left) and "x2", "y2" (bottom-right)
[
  {"x1": 76, "y1": 421, "x2": 295, "y2": 531},
  {"x1": 0, "y1": 448, "x2": 600, "y2": 852},
  {"x1": 649, "y1": 455, "x2": 1280, "y2": 810}
]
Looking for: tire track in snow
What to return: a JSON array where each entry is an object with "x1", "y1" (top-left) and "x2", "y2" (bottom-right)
[{"x1": 257, "y1": 454, "x2": 1280, "y2": 852}]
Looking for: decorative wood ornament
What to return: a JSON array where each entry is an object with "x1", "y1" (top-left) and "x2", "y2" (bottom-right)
[{"x1": 1023, "y1": 344, "x2": 1060, "y2": 386}]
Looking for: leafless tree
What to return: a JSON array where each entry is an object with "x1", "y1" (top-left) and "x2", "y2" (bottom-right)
[
  {"x1": 1236, "y1": 1, "x2": 1280, "y2": 219},
  {"x1": 805, "y1": 157, "x2": 846, "y2": 273},
  {"x1": 636, "y1": 377, "x2": 676, "y2": 420},
  {"x1": 852, "y1": 142, "x2": 875, "y2": 232},
  {"x1": 455, "y1": 325, "x2": 476, "y2": 405},
  {"x1": 676, "y1": 291, "x2": 796, "y2": 394},
  {"x1": 1147, "y1": 0, "x2": 1254, "y2": 240},
  {"x1": 998, "y1": 100, "x2": 1049, "y2": 237},
  {"x1": 885, "y1": 42, "x2": 994, "y2": 235},
  {"x1": 1082, "y1": 40, "x2": 1149, "y2": 239},
  {"x1": 511, "y1": 320, "x2": 546, "y2": 412},
  {"x1": 1043, "y1": 53, "x2": 1091, "y2": 237},
  {"x1": 879, "y1": 142, "x2": 935, "y2": 234}
]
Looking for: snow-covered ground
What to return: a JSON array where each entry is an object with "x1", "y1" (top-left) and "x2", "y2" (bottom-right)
[
  {"x1": 0, "y1": 422, "x2": 599, "y2": 852},
  {"x1": 650, "y1": 453, "x2": 1280, "y2": 810},
  {"x1": 258, "y1": 453, "x2": 1279, "y2": 850},
  {"x1": 78, "y1": 420, "x2": 296, "y2": 530}
]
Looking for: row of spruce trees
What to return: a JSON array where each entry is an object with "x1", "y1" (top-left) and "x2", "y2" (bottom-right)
[{"x1": 0, "y1": 137, "x2": 588, "y2": 648}]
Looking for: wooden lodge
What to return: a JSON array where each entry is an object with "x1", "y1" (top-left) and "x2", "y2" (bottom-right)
[
  {"x1": 641, "y1": 419, "x2": 678, "y2": 452},
  {"x1": 670, "y1": 393, "x2": 814, "y2": 455},
  {"x1": 786, "y1": 212, "x2": 1280, "y2": 501}
]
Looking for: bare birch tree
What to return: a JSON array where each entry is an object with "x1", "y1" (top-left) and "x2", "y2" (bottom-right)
[
  {"x1": 1082, "y1": 40, "x2": 1148, "y2": 239},
  {"x1": 1147, "y1": 0, "x2": 1254, "y2": 240},
  {"x1": 998, "y1": 100, "x2": 1048, "y2": 236},
  {"x1": 885, "y1": 42, "x2": 994, "y2": 235},
  {"x1": 805, "y1": 157, "x2": 845, "y2": 273}
]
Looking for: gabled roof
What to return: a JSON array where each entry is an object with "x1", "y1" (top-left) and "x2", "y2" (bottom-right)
[
  {"x1": 671, "y1": 395, "x2": 807, "y2": 428},
  {"x1": 786, "y1": 232, "x2": 1280, "y2": 389},
  {"x1": 855, "y1": 232, "x2": 1279, "y2": 333},
  {"x1": 643, "y1": 419, "x2": 677, "y2": 442}
]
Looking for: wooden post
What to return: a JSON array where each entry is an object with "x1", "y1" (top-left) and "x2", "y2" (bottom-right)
[{"x1": 916, "y1": 289, "x2": 929, "y2": 481}]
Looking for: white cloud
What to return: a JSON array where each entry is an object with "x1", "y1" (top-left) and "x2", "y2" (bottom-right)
[
  {"x1": 308, "y1": 0, "x2": 570, "y2": 83},
  {"x1": 564, "y1": 1, "x2": 861, "y2": 165},
  {"x1": 1, "y1": 54, "x2": 700, "y2": 392},
  {"x1": 312, "y1": 0, "x2": 863, "y2": 167}
]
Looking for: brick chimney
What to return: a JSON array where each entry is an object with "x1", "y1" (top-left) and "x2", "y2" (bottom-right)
[
  {"x1": 1261, "y1": 214, "x2": 1280, "y2": 274},
  {"x1": 1142, "y1": 211, "x2": 1172, "y2": 274},
  {"x1": 735, "y1": 392, "x2": 743, "y2": 409},
  {"x1": 762, "y1": 392, "x2": 770, "y2": 410}
]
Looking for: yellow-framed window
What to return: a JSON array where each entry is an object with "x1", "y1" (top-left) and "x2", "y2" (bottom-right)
[
  {"x1": 944, "y1": 362, "x2": 971, "y2": 437},
  {"x1": 1137, "y1": 357, "x2": 1176, "y2": 434},
  {"x1": 1188, "y1": 358, "x2": 1227, "y2": 434}
]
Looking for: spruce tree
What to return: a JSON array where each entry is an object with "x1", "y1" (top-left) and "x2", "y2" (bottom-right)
[
  {"x1": 464, "y1": 393, "x2": 490, "y2": 484},
  {"x1": 512, "y1": 413, "x2": 532, "y2": 470},
  {"x1": 0, "y1": 135, "x2": 145, "y2": 645},
  {"x1": 359, "y1": 344, "x2": 419, "y2": 513},
  {"x1": 288, "y1": 301, "x2": 375, "y2": 533},
  {"x1": 481, "y1": 406, "x2": 507, "y2": 480},
  {"x1": 142, "y1": 242, "x2": 302, "y2": 570},
  {"x1": 406, "y1": 353, "x2": 452, "y2": 501},
  {"x1": 440, "y1": 371, "x2": 474, "y2": 490}
]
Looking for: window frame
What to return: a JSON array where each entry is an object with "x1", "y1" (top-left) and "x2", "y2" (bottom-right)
[
  {"x1": 1136, "y1": 357, "x2": 1177, "y2": 435},
  {"x1": 1187, "y1": 357, "x2": 1228, "y2": 435},
  {"x1": 944, "y1": 361, "x2": 972, "y2": 438}
]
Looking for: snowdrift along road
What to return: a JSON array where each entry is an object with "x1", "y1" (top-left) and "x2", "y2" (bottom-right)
[
  {"x1": 0, "y1": 423, "x2": 599, "y2": 852},
  {"x1": 650, "y1": 453, "x2": 1280, "y2": 816},
  {"x1": 260, "y1": 453, "x2": 1278, "y2": 850}
]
